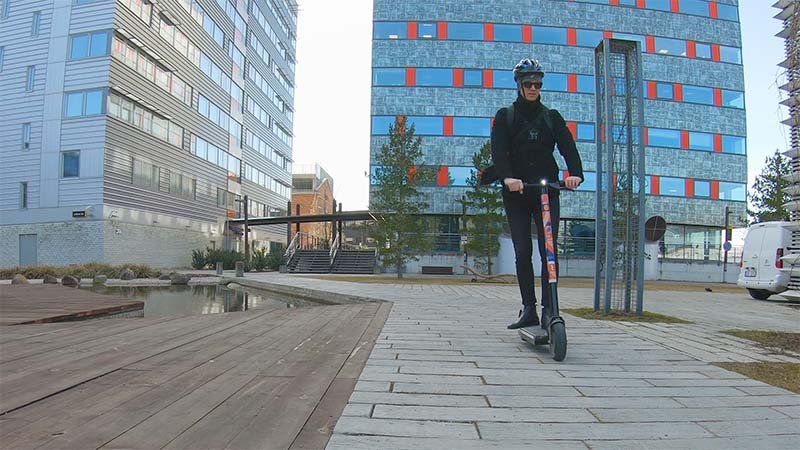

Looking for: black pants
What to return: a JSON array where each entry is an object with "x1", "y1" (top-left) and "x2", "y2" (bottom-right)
[{"x1": 502, "y1": 188, "x2": 560, "y2": 308}]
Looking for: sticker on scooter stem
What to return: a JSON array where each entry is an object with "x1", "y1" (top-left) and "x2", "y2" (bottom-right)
[{"x1": 541, "y1": 192, "x2": 558, "y2": 284}]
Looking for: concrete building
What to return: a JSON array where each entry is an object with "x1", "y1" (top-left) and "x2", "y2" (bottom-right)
[
  {"x1": 370, "y1": 0, "x2": 747, "y2": 278},
  {"x1": 1, "y1": 0, "x2": 297, "y2": 268}
]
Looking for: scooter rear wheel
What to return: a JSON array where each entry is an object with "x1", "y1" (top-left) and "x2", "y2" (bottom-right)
[{"x1": 549, "y1": 322, "x2": 567, "y2": 361}]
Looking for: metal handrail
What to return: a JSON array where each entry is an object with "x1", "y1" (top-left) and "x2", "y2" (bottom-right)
[
  {"x1": 330, "y1": 235, "x2": 340, "y2": 265},
  {"x1": 284, "y1": 232, "x2": 304, "y2": 261}
]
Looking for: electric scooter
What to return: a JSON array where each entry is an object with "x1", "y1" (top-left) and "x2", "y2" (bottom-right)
[
  {"x1": 477, "y1": 168, "x2": 569, "y2": 361},
  {"x1": 517, "y1": 179, "x2": 570, "y2": 362}
]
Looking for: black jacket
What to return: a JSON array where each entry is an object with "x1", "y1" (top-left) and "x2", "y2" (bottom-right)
[{"x1": 490, "y1": 96, "x2": 584, "y2": 186}]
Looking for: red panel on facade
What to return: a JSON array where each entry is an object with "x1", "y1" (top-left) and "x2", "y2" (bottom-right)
[
  {"x1": 686, "y1": 40, "x2": 696, "y2": 58},
  {"x1": 673, "y1": 83, "x2": 683, "y2": 102},
  {"x1": 396, "y1": 115, "x2": 406, "y2": 132},
  {"x1": 711, "y1": 180, "x2": 719, "y2": 199},
  {"x1": 643, "y1": 127, "x2": 649, "y2": 146},
  {"x1": 713, "y1": 88, "x2": 722, "y2": 106},
  {"x1": 681, "y1": 130, "x2": 689, "y2": 149},
  {"x1": 566, "y1": 121, "x2": 577, "y2": 138},
  {"x1": 714, "y1": 134, "x2": 722, "y2": 152},
  {"x1": 610, "y1": 0, "x2": 619, "y2": 5},
  {"x1": 443, "y1": 116, "x2": 453, "y2": 136},
  {"x1": 709, "y1": 1, "x2": 718, "y2": 19},
  {"x1": 670, "y1": 0, "x2": 679, "y2": 12},
  {"x1": 603, "y1": 30, "x2": 613, "y2": 39},
  {"x1": 636, "y1": 0, "x2": 645, "y2": 8},
  {"x1": 453, "y1": 68, "x2": 463, "y2": 87},
  {"x1": 567, "y1": 74, "x2": 577, "y2": 92},
  {"x1": 437, "y1": 21, "x2": 447, "y2": 40},
  {"x1": 685, "y1": 179, "x2": 694, "y2": 198},
  {"x1": 405, "y1": 68, "x2": 416, "y2": 86},
  {"x1": 645, "y1": 35, "x2": 655, "y2": 53},
  {"x1": 408, "y1": 22, "x2": 418, "y2": 39},
  {"x1": 711, "y1": 44, "x2": 720, "y2": 61},
  {"x1": 484, "y1": 23, "x2": 494, "y2": 41},
  {"x1": 651, "y1": 175, "x2": 660, "y2": 195},
  {"x1": 437, "y1": 166, "x2": 449, "y2": 186},
  {"x1": 483, "y1": 69, "x2": 493, "y2": 88},
  {"x1": 567, "y1": 28, "x2": 576, "y2": 46},
  {"x1": 522, "y1": 25, "x2": 532, "y2": 43},
  {"x1": 647, "y1": 80, "x2": 656, "y2": 99}
]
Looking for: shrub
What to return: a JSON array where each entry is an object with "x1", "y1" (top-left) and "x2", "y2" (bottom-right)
[
  {"x1": 191, "y1": 249, "x2": 207, "y2": 269},
  {"x1": 266, "y1": 246, "x2": 285, "y2": 271},
  {"x1": 249, "y1": 248, "x2": 269, "y2": 271},
  {"x1": 0, "y1": 263, "x2": 160, "y2": 280},
  {"x1": 205, "y1": 248, "x2": 245, "y2": 270}
]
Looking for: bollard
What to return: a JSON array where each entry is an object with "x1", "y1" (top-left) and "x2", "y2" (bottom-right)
[
  {"x1": 216, "y1": 261, "x2": 223, "y2": 275},
  {"x1": 235, "y1": 261, "x2": 244, "y2": 277}
]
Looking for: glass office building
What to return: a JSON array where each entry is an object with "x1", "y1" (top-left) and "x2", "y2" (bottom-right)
[{"x1": 370, "y1": 0, "x2": 746, "y2": 263}]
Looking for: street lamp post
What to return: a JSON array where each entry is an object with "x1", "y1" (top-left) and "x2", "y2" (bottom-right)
[
  {"x1": 235, "y1": 195, "x2": 250, "y2": 261},
  {"x1": 723, "y1": 206, "x2": 732, "y2": 283}
]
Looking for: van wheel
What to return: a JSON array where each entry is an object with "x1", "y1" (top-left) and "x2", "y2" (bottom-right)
[{"x1": 747, "y1": 289, "x2": 772, "y2": 300}]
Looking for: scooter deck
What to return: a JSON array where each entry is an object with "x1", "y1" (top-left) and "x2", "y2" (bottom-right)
[{"x1": 519, "y1": 325, "x2": 549, "y2": 346}]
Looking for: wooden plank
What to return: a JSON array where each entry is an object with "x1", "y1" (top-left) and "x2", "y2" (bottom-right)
[
  {"x1": 31, "y1": 306, "x2": 355, "y2": 450},
  {"x1": 0, "y1": 285, "x2": 143, "y2": 325},
  {"x1": 290, "y1": 302, "x2": 392, "y2": 450}
]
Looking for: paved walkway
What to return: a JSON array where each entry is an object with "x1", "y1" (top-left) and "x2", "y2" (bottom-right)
[{"x1": 239, "y1": 273, "x2": 800, "y2": 449}]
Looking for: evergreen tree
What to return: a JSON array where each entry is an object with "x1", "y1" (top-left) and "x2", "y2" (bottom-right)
[
  {"x1": 369, "y1": 119, "x2": 433, "y2": 278},
  {"x1": 460, "y1": 141, "x2": 505, "y2": 274},
  {"x1": 749, "y1": 149, "x2": 791, "y2": 224}
]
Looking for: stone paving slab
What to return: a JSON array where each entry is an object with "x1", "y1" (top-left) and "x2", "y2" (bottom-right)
[{"x1": 233, "y1": 274, "x2": 800, "y2": 449}]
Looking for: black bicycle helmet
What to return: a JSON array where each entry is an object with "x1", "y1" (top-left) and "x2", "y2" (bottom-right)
[{"x1": 513, "y1": 58, "x2": 544, "y2": 82}]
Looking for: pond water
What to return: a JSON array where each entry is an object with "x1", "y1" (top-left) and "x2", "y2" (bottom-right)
[{"x1": 81, "y1": 284, "x2": 313, "y2": 317}]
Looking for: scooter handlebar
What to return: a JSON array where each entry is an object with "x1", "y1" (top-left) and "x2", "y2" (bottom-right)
[{"x1": 521, "y1": 180, "x2": 574, "y2": 192}]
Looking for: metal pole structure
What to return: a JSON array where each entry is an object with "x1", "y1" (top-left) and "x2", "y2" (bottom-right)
[
  {"x1": 243, "y1": 194, "x2": 250, "y2": 262},
  {"x1": 295, "y1": 204, "x2": 301, "y2": 248},
  {"x1": 602, "y1": 38, "x2": 615, "y2": 316},
  {"x1": 723, "y1": 205, "x2": 730, "y2": 283},
  {"x1": 338, "y1": 202, "x2": 343, "y2": 248},
  {"x1": 593, "y1": 41, "x2": 605, "y2": 313},
  {"x1": 286, "y1": 200, "x2": 292, "y2": 246},
  {"x1": 634, "y1": 40, "x2": 646, "y2": 317},
  {"x1": 332, "y1": 198, "x2": 337, "y2": 246}
]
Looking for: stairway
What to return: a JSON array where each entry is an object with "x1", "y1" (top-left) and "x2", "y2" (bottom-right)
[
  {"x1": 287, "y1": 249, "x2": 331, "y2": 273},
  {"x1": 331, "y1": 250, "x2": 377, "y2": 274}
]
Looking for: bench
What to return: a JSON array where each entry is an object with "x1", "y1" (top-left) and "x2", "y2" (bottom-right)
[
  {"x1": 459, "y1": 265, "x2": 517, "y2": 283},
  {"x1": 421, "y1": 265, "x2": 454, "y2": 275}
]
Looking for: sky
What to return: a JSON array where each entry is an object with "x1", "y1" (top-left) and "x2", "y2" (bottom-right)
[{"x1": 291, "y1": 0, "x2": 787, "y2": 211}]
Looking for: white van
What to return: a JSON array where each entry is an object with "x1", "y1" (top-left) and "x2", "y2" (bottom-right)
[{"x1": 737, "y1": 221, "x2": 791, "y2": 300}]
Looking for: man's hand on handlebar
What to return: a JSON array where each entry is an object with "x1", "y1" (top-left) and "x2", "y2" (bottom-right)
[
  {"x1": 504, "y1": 178, "x2": 524, "y2": 194},
  {"x1": 564, "y1": 176, "x2": 582, "y2": 190}
]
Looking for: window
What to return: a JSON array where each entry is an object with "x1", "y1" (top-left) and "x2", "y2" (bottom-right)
[
  {"x1": 0, "y1": 46, "x2": 4, "y2": 72},
  {"x1": 65, "y1": 89, "x2": 105, "y2": 117},
  {"x1": 659, "y1": 177, "x2": 685, "y2": 197},
  {"x1": 653, "y1": 82, "x2": 672, "y2": 99},
  {"x1": 720, "y1": 45, "x2": 742, "y2": 64},
  {"x1": 448, "y1": 22, "x2": 483, "y2": 40},
  {"x1": 576, "y1": 123, "x2": 595, "y2": 141},
  {"x1": 645, "y1": 0, "x2": 671, "y2": 11},
  {"x1": 695, "y1": 42, "x2": 711, "y2": 59},
  {"x1": 20, "y1": 182, "x2": 28, "y2": 208},
  {"x1": 679, "y1": 0, "x2": 708, "y2": 16},
  {"x1": 374, "y1": 22, "x2": 406, "y2": 39},
  {"x1": 654, "y1": 37, "x2": 686, "y2": 56},
  {"x1": 533, "y1": 26, "x2": 567, "y2": 45},
  {"x1": 494, "y1": 24, "x2": 521, "y2": 42},
  {"x1": 121, "y1": 0, "x2": 151, "y2": 24},
  {"x1": 722, "y1": 135, "x2": 746, "y2": 155},
  {"x1": 493, "y1": 71, "x2": 515, "y2": 89},
  {"x1": 448, "y1": 167, "x2": 473, "y2": 187},
  {"x1": 717, "y1": 4, "x2": 739, "y2": 21},
  {"x1": 463, "y1": 69, "x2": 482, "y2": 86},
  {"x1": 407, "y1": 116, "x2": 443, "y2": 135},
  {"x1": 688, "y1": 132, "x2": 713, "y2": 151},
  {"x1": 453, "y1": 117, "x2": 490, "y2": 137},
  {"x1": 31, "y1": 11, "x2": 41, "y2": 36},
  {"x1": 22, "y1": 123, "x2": 31, "y2": 150},
  {"x1": 544, "y1": 73, "x2": 568, "y2": 92},
  {"x1": 719, "y1": 182, "x2": 745, "y2": 201},
  {"x1": 373, "y1": 68, "x2": 405, "y2": 86},
  {"x1": 694, "y1": 180, "x2": 710, "y2": 197},
  {"x1": 418, "y1": 22, "x2": 436, "y2": 39},
  {"x1": 170, "y1": 172, "x2": 196, "y2": 199},
  {"x1": 2, "y1": 0, "x2": 8, "y2": 18},
  {"x1": 577, "y1": 75, "x2": 595, "y2": 93},
  {"x1": 371, "y1": 116, "x2": 395, "y2": 135},
  {"x1": 613, "y1": 32, "x2": 646, "y2": 50},
  {"x1": 722, "y1": 90, "x2": 744, "y2": 109},
  {"x1": 416, "y1": 68, "x2": 452, "y2": 86},
  {"x1": 576, "y1": 29, "x2": 603, "y2": 48},
  {"x1": 683, "y1": 85, "x2": 713, "y2": 104},
  {"x1": 61, "y1": 151, "x2": 80, "y2": 178},
  {"x1": 132, "y1": 159, "x2": 160, "y2": 190},
  {"x1": 25, "y1": 66, "x2": 35, "y2": 91},
  {"x1": 648, "y1": 128, "x2": 680, "y2": 148}
]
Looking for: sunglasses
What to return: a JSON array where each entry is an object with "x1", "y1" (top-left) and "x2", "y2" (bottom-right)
[{"x1": 522, "y1": 81, "x2": 543, "y2": 90}]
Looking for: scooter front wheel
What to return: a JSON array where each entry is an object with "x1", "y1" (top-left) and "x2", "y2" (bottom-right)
[{"x1": 549, "y1": 321, "x2": 567, "y2": 361}]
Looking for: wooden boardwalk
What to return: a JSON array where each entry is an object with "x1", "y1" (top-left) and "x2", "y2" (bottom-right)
[
  {"x1": 0, "y1": 295, "x2": 390, "y2": 450},
  {"x1": 0, "y1": 285, "x2": 144, "y2": 325}
]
